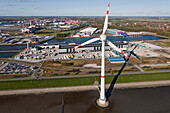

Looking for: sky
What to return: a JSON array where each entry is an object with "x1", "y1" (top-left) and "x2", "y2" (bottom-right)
[{"x1": 0, "y1": 0, "x2": 170, "y2": 16}]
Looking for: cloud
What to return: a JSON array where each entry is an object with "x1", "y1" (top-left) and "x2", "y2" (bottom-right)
[
  {"x1": 109, "y1": 10, "x2": 170, "y2": 16},
  {"x1": 34, "y1": 7, "x2": 40, "y2": 9},
  {"x1": 6, "y1": 4, "x2": 16, "y2": 6},
  {"x1": 15, "y1": 0, "x2": 36, "y2": 2},
  {"x1": 135, "y1": 10, "x2": 170, "y2": 16},
  {"x1": 153, "y1": 10, "x2": 170, "y2": 15},
  {"x1": 0, "y1": 9, "x2": 6, "y2": 12}
]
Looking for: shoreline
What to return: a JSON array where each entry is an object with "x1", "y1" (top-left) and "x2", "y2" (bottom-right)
[
  {"x1": 0, "y1": 80, "x2": 170, "y2": 96},
  {"x1": 0, "y1": 34, "x2": 168, "y2": 47},
  {"x1": 155, "y1": 34, "x2": 169, "y2": 39}
]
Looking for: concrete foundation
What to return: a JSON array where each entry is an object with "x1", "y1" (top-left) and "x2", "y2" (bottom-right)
[{"x1": 95, "y1": 98, "x2": 110, "y2": 109}]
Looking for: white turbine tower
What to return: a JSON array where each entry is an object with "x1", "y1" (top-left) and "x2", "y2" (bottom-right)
[{"x1": 72, "y1": 3, "x2": 129, "y2": 108}]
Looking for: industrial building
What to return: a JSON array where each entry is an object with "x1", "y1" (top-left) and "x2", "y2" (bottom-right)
[
  {"x1": 70, "y1": 27, "x2": 99, "y2": 37},
  {"x1": 32, "y1": 41, "x2": 128, "y2": 54},
  {"x1": 108, "y1": 57, "x2": 125, "y2": 63},
  {"x1": 16, "y1": 41, "x2": 129, "y2": 61},
  {"x1": 79, "y1": 27, "x2": 99, "y2": 35},
  {"x1": 53, "y1": 22, "x2": 65, "y2": 25},
  {"x1": 127, "y1": 32, "x2": 142, "y2": 35},
  {"x1": 40, "y1": 45, "x2": 59, "y2": 49},
  {"x1": 107, "y1": 29, "x2": 128, "y2": 36},
  {"x1": 52, "y1": 41, "x2": 128, "y2": 53},
  {"x1": 59, "y1": 25, "x2": 78, "y2": 29}
]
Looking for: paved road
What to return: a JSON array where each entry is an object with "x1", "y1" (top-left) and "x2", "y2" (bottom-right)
[
  {"x1": 134, "y1": 64, "x2": 144, "y2": 72},
  {"x1": 128, "y1": 61, "x2": 144, "y2": 72},
  {"x1": 30, "y1": 62, "x2": 43, "y2": 78},
  {"x1": 31, "y1": 69, "x2": 38, "y2": 78},
  {"x1": 0, "y1": 70, "x2": 170, "y2": 82},
  {"x1": 0, "y1": 63, "x2": 8, "y2": 70},
  {"x1": 39, "y1": 69, "x2": 43, "y2": 77},
  {"x1": 140, "y1": 63, "x2": 170, "y2": 67}
]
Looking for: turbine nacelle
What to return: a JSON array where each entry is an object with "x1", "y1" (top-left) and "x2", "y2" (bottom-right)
[
  {"x1": 126, "y1": 44, "x2": 143, "y2": 61},
  {"x1": 100, "y1": 34, "x2": 106, "y2": 41}
]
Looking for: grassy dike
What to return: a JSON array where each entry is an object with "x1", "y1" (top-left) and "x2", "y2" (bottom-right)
[{"x1": 0, "y1": 72, "x2": 170, "y2": 90}]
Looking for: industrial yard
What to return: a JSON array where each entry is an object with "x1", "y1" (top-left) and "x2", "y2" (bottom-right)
[
  {"x1": 0, "y1": 61, "x2": 32, "y2": 79},
  {"x1": 0, "y1": 0, "x2": 170, "y2": 112},
  {"x1": 1, "y1": 21, "x2": 170, "y2": 79},
  {"x1": 0, "y1": 15, "x2": 170, "y2": 82},
  {"x1": 14, "y1": 40, "x2": 163, "y2": 62},
  {"x1": 0, "y1": 34, "x2": 169, "y2": 79},
  {"x1": 12, "y1": 39, "x2": 170, "y2": 78}
]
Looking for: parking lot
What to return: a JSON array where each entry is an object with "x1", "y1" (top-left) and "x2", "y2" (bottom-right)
[
  {"x1": 0, "y1": 61, "x2": 32, "y2": 75},
  {"x1": 14, "y1": 41, "x2": 163, "y2": 63},
  {"x1": 15, "y1": 47, "x2": 58, "y2": 62},
  {"x1": 1, "y1": 35, "x2": 55, "y2": 44}
]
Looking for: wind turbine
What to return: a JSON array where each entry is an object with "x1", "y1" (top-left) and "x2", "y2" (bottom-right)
[{"x1": 72, "y1": 3, "x2": 130, "y2": 108}]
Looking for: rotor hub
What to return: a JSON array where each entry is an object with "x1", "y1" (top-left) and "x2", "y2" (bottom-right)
[{"x1": 100, "y1": 35, "x2": 106, "y2": 41}]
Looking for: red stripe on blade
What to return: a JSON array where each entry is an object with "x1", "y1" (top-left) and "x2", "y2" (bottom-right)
[
  {"x1": 108, "y1": 3, "x2": 110, "y2": 7},
  {"x1": 106, "y1": 10, "x2": 109, "y2": 14},
  {"x1": 72, "y1": 47, "x2": 75, "y2": 50},
  {"x1": 121, "y1": 51, "x2": 125, "y2": 55},
  {"x1": 101, "y1": 76, "x2": 105, "y2": 78},
  {"x1": 78, "y1": 45, "x2": 81, "y2": 48}
]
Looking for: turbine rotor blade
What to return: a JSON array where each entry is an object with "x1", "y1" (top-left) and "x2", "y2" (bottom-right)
[
  {"x1": 102, "y1": 3, "x2": 110, "y2": 35},
  {"x1": 72, "y1": 38, "x2": 100, "y2": 49},
  {"x1": 107, "y1": 40, "x2": 130, "y2": 58}
]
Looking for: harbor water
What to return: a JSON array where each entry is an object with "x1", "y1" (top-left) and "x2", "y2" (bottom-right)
[
  {"x1": 0, "y1": 52, "x2": 18, "y2": 58},
  {"x1": 47, "y1": 35, "x2": 163, "y2": 44}
]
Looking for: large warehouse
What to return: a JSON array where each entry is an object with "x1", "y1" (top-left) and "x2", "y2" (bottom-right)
[
  {"x1": 79, "y1": 27, "x2": 99, "y2": 35},
  {"x1": 34, "y1": 41, "x2": 129, "y2": 54},
  {"x1": 58, "y1": 41, "x2": 128, "y2": 53}
]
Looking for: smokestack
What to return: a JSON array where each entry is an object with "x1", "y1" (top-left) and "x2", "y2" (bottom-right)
[
  {"x1": 27, "y1": 42, "x2": 29, "y2": 50},
  {"x1": 30, "y1": 20, "x2": 32, "y2": 26}
]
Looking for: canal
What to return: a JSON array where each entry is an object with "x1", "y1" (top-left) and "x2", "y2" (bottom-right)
[{"x1": 0, "y1": 35, "x2": 164, "y2": 58}]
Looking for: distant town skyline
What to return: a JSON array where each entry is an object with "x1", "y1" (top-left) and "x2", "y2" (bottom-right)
[{"x1": 0, "y1": 0, "x2": 170, "y2": 16}]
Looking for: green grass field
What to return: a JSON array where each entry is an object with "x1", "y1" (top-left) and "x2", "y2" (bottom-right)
[
  {"x1": 35, "y1": 30, "x2": 73, "y2": 36},
  {"x1": 0, "y1": 72, "x2": 170, "y2": 90}
]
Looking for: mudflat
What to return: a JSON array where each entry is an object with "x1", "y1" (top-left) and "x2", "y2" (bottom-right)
[{"x1": 0, "y1": 86, "x2": 170, "y2": 113}]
